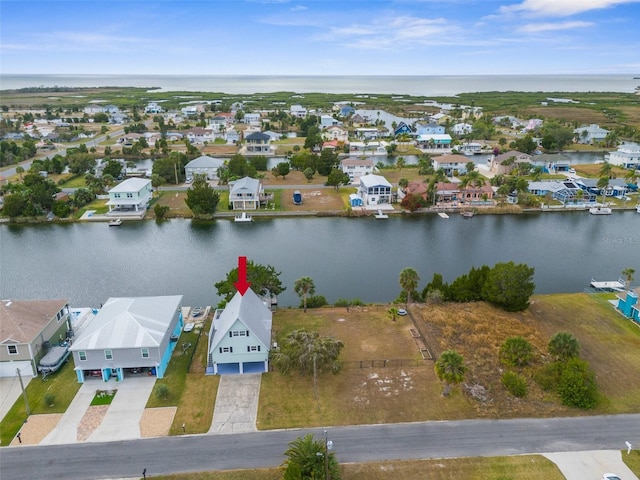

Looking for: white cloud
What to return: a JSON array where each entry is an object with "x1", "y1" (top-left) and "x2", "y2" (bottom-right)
[
  {"x1": 500, "y1": 0, "x2": 640, "y2": 17},
  {"x1": 518, "y1": 20, "x2": 594, "y2": 32},
  {"x1": 290, "y1": 5, "x2": 307, "y2": 11}
]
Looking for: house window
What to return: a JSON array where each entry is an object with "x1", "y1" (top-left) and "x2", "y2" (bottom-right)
[
  {"x1": 229, "y1": 330, "x2": 249, "y2": 337},
  {"x1": 219, "y1": 346, "x2": 233, "y2": 353},
  {"x1": 114, "y1": 193, "x2": 121, "y2": 198},
  {"x1": 141, "y1": 348, "x2": 149, "y2": 359},
  {"x1": 247, "y1": 345, "x2": 261, "y2": 352},
  {"x1": 126, "y1": 193, "x2": 133, "y2": 198},
  {"x1": 104, "y1": 350, "x2": 113, "y2": 360},
  {"x1": 79, "y1": 351, "x2": 87, "y2": 361},
  {"x1": 7, "y1": 345, "x2": 18, "y2": 355}
]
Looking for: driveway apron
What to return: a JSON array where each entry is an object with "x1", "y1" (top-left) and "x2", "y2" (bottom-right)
[
  {"x1": 40, "y1": 380, "x2": 96, "y2": 445},
  {"x1": 544, "y1": 450, "x2": 639, "y2": 480},
  {"x1": 209, "y1": 374, "x2": 261, "y2": 434}
]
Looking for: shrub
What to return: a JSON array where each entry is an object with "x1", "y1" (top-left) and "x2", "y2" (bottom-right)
[
  {"x1": 548, "y1": 332, "x2": 580, "y2": 362},
  {"x1": 500, "y1": 336, "x2": 534, "y2": 367},
  {"x1": 154, "y1": 384, "x2": 169, "y2": 401},
  {"x1": 43, "y1": 392, "x2": 55, "y2": 407},
  {"x1": 558, "y1": 358, "x2": 599, "y2": 409},
  {"x1": 534, "y1": 362, "x2": 563, "y2": 392},
  {"x1": 501, "y1": 371, "x2": 527, "y2": 397},
  {"x1": 154, "y1": 203, "x2": 169, "y2": 220},
  {"x1": 303, "y1": 295, "x2": 328, "y2": 309}
]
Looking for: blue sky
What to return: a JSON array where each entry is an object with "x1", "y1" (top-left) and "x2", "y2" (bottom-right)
[{"x1": 1, "y1": 0, "x2": 639, "y2": 75}]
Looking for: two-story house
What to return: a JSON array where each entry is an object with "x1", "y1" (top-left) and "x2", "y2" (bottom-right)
[
  {"x1": 107, "y1": 178, "x2": 153, "y2": 214},
  {"x1": 185, "y1": 155, "x2": 226, "y2": 181},
  {"x1": 358, "y1": 174, "x2": 392, "y2": 206},
  {"x1": 243, "y1": 131, "x2": 272, "y2": 155},
  {"x1": 432, "y1": 154, "x2": 469, "y2": 176},
  {"x1": 229, "y1": 177, "x2": 263, "y2": 210},
  {"x1": 207, "y1": 288, "x2": 272, "y2": 375},
  {"x1": 1, "y1": 299, "x2": 71, "y2": 377},
  {"x1": 340, "y1": 158, "x2": 375, "y2": 181},
  {"x1": 489, "y1": 151, "x2": 532, "y2": 175}
]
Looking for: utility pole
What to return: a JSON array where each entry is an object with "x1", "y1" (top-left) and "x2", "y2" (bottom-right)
[{"x1": 16, "y1": 368, "x2": 30, "y2": 415}]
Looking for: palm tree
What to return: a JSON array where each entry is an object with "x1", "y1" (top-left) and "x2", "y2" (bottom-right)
[
  {"x1": 387, "y1": 307, "x2": 398, "y2": 322},
  {"x1": 621, "y1": 267, "x2": 635, "y2": 292},
  {"x1": 548, "y1": 332, "x2": 580, "y2": 362},
  {"x1": 396, "y1": 157, "x2": 406, "y2": 172},
  {"x1": 435, "y1": 350, "x2": 467, "y2": 396},
  {"x1": 598, "y1": 162, "x2": 614, "y2": 180},
  {"x1": 596, "y1": 176, "x2": 610, "y2": 205},
  {"x1": 294, "y1": 276, "x2": 315, "y2": 313},
  {"x1": 283, "y1": 434, "x2": 340, "y2": 480},
  {"x1": 15, "y1": 165, "x2": 24, "y2": 181},
  {"x1": 399, "y1": 267, "x2": 420, "y2": 308}
]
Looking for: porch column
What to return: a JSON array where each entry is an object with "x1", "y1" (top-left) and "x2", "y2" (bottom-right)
[{"x1": 239, "y1": 362, "x2": 244, "y2": 374}]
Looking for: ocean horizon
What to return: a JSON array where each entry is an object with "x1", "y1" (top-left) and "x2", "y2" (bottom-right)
[{"x1": 1, "y1": 74, "x2": 638, "y2": 96}]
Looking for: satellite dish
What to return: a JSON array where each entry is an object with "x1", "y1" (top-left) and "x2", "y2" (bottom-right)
[{"x1": 327, "y1": 440, "x2": 333, "y2": 451}]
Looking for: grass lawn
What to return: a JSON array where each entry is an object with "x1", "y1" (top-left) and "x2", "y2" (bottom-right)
[
  {"x1": 575, "y1": 163, "x2": 628, "y2": 178},
  {"x1": 623, "y1": 449, "x2": 640, "y2": 476},
  {"x1": 90, "y1": 389, "x2": 117, "y2": 406},
  {"x1": 259, "y1": 293, "x2": 640, "y2": 429},
  {"x1": 0, "y1": 359, "x2": 81, "y2": 446},
  {"x1": 76, "y1": 198, "x2": 109, "y2": 217},
  {"x1": 149, "y1": 455, "x2": 563, "y2": 480}
]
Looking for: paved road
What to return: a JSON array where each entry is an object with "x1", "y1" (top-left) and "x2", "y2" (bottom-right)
[{"x1": 2, "y1": 414, "x2": 638, "y2": 479}]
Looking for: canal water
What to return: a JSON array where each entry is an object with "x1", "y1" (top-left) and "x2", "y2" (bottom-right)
[{"x1": 1, "y1": 212, "x2": 637, "y2": 308}]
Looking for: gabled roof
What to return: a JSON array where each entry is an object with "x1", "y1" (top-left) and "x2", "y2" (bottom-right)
[
  {"x1": 340, "y1": 158, "x2": 374, "y2": 167},
  {"x1": 185, "y1": 155, "x2": 225, "y2": 168},
  {"x1": 210, "y1": 289, "x2": 272, "y2": 351},
  {"x1": 359, "y1": 174, "x2": 392, "y2": 188},
  {"x1": 1, "y1": 299, "x2": 69, "y2": 344},
  {"x1": 493, "y1": 150, "x2": 530, "y2": 163},
  {"x1": 70, "y1": 296, "x2": 182, "y2": 351},
  {"x1": 433, "y1": 154, "x2": 468, "y2": 164}
]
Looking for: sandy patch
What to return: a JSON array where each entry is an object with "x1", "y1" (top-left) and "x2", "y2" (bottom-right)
[
  {"x1": 140, "y1": 407, "x2": 177, "y2": 438},
  {"x1": 11, "y1": 413, "x2": 63, "y2": 445}
]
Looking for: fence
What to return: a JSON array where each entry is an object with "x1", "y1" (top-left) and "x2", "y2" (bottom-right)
[{"x1": 340, "y1": 358, "x2": 425, "y2": 369}]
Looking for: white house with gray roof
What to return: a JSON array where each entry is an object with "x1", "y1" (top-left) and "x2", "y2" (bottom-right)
[
  {"x1": 229, "y1": 176, "x2": 263, "y2": 210},
  {"x1": 207, "y1": 288, "x2": 272, "y2": 374},
  {"x1": 185, "y1": 155, "x2": 226, "y2": 180},
  {"x1": 69, "y1": 295, "x2": 183, "y2": 383},
  {"x1": 106, "y1": 178, "x2": 153, "y2": 214}
]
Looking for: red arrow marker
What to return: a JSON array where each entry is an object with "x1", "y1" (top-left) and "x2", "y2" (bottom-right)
[{"x1": 234, "y1": 256, "x2": 251, "y2": 295}]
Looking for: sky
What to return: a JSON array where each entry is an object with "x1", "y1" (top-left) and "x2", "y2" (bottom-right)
[{"x1": 1, "y1": 0, "x2": 639, "y2": 75}]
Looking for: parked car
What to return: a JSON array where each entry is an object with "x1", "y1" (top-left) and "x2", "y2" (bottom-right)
[
  {"x1": 185, "y1": 177, "x2": 193, "y2": 184},
  {"x1": 602, "y1": 474, "x2": 622, "y2": 480},
  {"x1": 397, "y1": 308, "x2": 407, "y2": 316}
]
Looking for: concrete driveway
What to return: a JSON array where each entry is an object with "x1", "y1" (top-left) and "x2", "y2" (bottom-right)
[
  {"x1": 209, "y1": 374, "x2": 261, "y2": 434},
  {"x1": 0, "y1": 375, "x2": 32, "y2": 421},
  {"x1": 544, "y1": 450, "x2": 639, "y2": 480},
  {"x1": 41, "y1": 376, "x2": 156, "y2": 445}
]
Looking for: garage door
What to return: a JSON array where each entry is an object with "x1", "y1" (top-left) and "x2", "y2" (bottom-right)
[
  {"x1": 243, "y1": 362, "x2": 266, "y2": 373},
  {"x1": 217, "y1": 363, "x2": 240, "y2": 374},
  {"x1": 0, "y1": 360, "x2": 35, "y2": 378}
]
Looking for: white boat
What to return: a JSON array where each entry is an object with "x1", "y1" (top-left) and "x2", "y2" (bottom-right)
[
  {"x1": 589, "y1": 207, "x2": 612, "y2": 215},
  {"x1": 234, "y1": 212, "x2": 253, "y2": 222},
  {"x1": 109, "y1": 218, "x2": 122, "y2": 226},
  {"x1": 38, "y1": 345, "x2": 71, "y2": 376},
  {"x1": 438, "y1": 212, "x2": 449, "y2": 219},
  {"x1": 636, "y1": 204, "x2": 640, "y2": 213},
  {"x1": 461, "y1": 211, "x2": 474, "y2": 218}
]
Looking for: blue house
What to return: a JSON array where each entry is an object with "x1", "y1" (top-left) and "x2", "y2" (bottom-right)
[
  {"x1": 340, "y1": 105, "x2": 355, "y2": 117},
  {"x1": 394, "y1": 122, "x2": 414, "y2": 136},
  {"x1": 415, "y1": 122, "x2": 445, "y2": 135},
  {"x1": 617, "y1": 289, "x2": 640, "y2": 324},
  {"x1": 207, "y1": 288, "x2": 272, "y2": 375},
  {"x1": 69, "y1": 295, "x2": 184, "y2": 383}
]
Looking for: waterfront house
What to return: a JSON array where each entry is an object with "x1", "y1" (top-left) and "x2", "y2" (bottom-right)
[
  {"x1": 243, "y1": 131, "x2": 273, "y2": 155},
  {"x1": 355, "y1": 128, "x2": 379, "y2": 140},
  {"x1": 574, "y1": 124, "x2": 609, "y2": 144},
  {"x1": 340, "y1": 157, "x2": 375, "y2": 181},
  {"x1": 350, "y1": 114, "x2": 367, "y2": 127},
  {"x1": 405, "y1": 180, "x2": 430, "y2": 202},
  {"x1": 339, "y1": 105, "x2": 355, "y2": 117},
  {"x1": 605, "y1": 143, "x2": 640, "y2": 169},
  {"x1": 530, "y1": 153, "x2": 571, "y2": 173},
  {"x1": 106, "y1": 178, "x2": 153, "y2": 214},
  {"x1": 452, "y1": 123, "x2": 473, "y2": 136},
  {"x1": 1, "y1": 299, "x2": 71, "y2": 378},
  {"x1": 144, "y1": 102, "x2": 163, "y2": 114},
  {"x1": 394, "y1": 122, "x2": 414, "y2": 136},
  {"x1": 229, "y1": 176, "x2": 263, "y2": 210},
  {"x1": 489, "y1": 151, "x2": 532, "y2": 175},
  {"x1": 69, "y1": 295, "x2": 183, "y2": 383},
  {"x1": 528, "y1": 180, "x2": 596, "y2": 204},
  {"x1": 432, "y1": 154, "x2": 469, "y2": 176},
  {"x1": 575, "y1": 178, "x2": 629, "y2": 197},
  {"x1": 207, "y1": 288, "x2": 272, "y2": 375},
  {"x1": 184, "y1": 127, "x2": 215, "y2": 144},
  {"x1": 322, "y1": 125, "x2": 349, "y2": 143},
  {"x1": 434, "y1": 182, "x2": 460, "y2": 203},
  {"x1": 416, "y1": 134, "x2": 452, "y2": 151},
  {"x1": 358, "y1": 174, "x2": 392, "y2": 206},
  {"x1": 320, "y1": 115, "x2": 340, "y2": 129},
  {"x1": 243, "y1": 112, "x2": 261, "y2": 126},
  {"x1": 185, "y1": 155, "x2": 226, "y2": 180}
]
